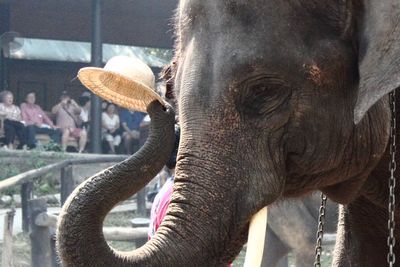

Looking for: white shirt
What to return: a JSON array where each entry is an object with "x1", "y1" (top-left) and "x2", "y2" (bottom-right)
[
  {"x1": 80, "y1": 109, "x2": 89, "y2": 123},
  {"x1": 102, "y1": 112, "x2": 120, "y2": 131}
]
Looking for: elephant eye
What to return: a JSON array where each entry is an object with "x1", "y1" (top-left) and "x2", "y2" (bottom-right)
[{"x1": 236, "y1": 83, "x2": 291, "y2": 118}]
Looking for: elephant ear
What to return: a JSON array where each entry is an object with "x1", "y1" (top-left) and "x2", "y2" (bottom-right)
[{"x1": 354, "y1": 0, "x2": 400, "y2": 124}]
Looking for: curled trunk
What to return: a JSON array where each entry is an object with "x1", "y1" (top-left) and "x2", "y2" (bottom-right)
[
  {"x1": 56, "y1": 101, "x2": 176, "y2": 266},
  {"x1": 57, "y1": 101, "x2": 274, "y2": 266}
]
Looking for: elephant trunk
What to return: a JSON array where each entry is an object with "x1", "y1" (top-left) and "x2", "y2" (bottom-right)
[
  {"x1": 57, "y1": 101, "x2": 276, "y2": 266},
  {"x1": 56, "y1": 101, "x2": 177, "y2": 267}
]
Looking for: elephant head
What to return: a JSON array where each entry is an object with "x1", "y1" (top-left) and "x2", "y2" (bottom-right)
[{"x1": 57, "y1": 0, "x2": 400, "y2": 266}]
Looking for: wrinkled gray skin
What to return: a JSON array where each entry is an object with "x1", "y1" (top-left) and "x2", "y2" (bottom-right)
[
  {"x1": 264, "y1": 195, "x2": 338, "y2": 267},
  {"x1": 57, "y1": 0, "x2": 400, "y2": 266}
]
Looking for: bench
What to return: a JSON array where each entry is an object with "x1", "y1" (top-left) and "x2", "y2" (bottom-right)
[{"x1": 0, "y1": 114, "x2": 78, "y2": 149}]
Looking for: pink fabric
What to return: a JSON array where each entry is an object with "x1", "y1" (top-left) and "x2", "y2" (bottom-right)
[
  {"x1": 69, "y1": 127, "x2": 83, "y2": 139},
  {"x1": 148, "y1": 179, "x2": 173, "y2": 238},
  {"x1": 53, "y1": 104, "x2": 81, "y2": 130},
  {"x1": 148, "y1": 179, "x2": 233, "y2": 267},
  {"x1": 20, "y1": 103, "x2": 54, "y2": 126}
]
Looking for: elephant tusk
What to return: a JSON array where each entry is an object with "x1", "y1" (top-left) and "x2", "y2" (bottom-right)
[{"x1": 243, "y1": 206, "x2": 268, "y2": 267}]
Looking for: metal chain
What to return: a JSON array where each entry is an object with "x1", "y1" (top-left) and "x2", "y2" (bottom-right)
[
  {"x1": 388, "y1": 90, "x2": 397, "y2": 267},
  {"x1": 314, "y1": 193, "x2": 327, "y2": 267},
  {"x1": 314, "y1": 92, "x2": 396, "y2": 266}
]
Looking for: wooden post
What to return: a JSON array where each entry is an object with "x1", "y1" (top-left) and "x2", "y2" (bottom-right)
[
  {"x1": 60, "y1": 165, "x2": 74, "y2": 206},
  {"x1": 50, "y1": 229, "x2": 61, "y2": 267},
  {"x1": 89, "y1": 0, "x2": 103, "y2": 154},
  {"x1": 2, "y1": 209, "x2": 15, "y2": 267},
  {"x1": 34, "y1": 212, "x2": 57, "y2": 228},
  {"x1": 131, "y1": 218, "x2": 150, "y2": 248},
  {"x1": 103, "y1": 227, "x2": 148, "y2": 241},
  {"x1": 32, "y1": 211, "x2": 60, "y2": 266},
  {"x1": 21, "y1": 181, "x2": 33, "y2": 233},
  {"x1": 29, "y1": 198, "x2": 52, "y2": 267},
  {"x1": 136, "y1": 188, "x2": 147, "y2": 217}
]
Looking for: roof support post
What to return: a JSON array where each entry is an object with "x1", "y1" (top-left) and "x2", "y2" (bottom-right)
[
  {"x1": 89, "y1": 0, "x2": 103, "y2": 153},
  {"x1": 0, "y1": 2, "x2": 10, "y2": 90}
]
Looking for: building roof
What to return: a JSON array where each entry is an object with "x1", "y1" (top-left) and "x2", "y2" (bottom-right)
[{"x1": 7, "y1": 0, "x2": 178, "y2": 49}]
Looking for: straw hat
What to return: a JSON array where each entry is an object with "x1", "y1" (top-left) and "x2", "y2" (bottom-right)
[{"x1": 77, "y1": 56, "x2": 166, "y2": 113}]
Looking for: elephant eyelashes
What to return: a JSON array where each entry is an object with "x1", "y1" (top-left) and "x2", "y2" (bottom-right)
[{"x1": 237, "y1": 83, "x2": 291, "y2": 118}]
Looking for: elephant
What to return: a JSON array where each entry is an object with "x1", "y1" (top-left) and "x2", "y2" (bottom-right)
[
  {"x1": 57, "y1": 0, "x2": 400, "y2": 266},
  {"x1": 264, "y1": 194, "x2": 338, "y2": 267}
]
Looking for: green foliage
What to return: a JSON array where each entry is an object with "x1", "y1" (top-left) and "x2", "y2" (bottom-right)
[
  {"x1": 0, "y1": 164, "x2": 19, "y2": 181},
  {"x1": 41, "y1": 141, "x2": 63, "y2": 152},
  {"x1": 0, "y1": 164, "x2": 20, "y2": 196},
  {"x1": 0, "y1": 151, "x2": 66, "y2": 200},
  {"x1": 27, "y1": 150, "x2": 46, "y2": 169},
  {"x1": 143, "y1": 47, "x2": 173, "y2": 62},
  {"x1": 36, "y1": 182, "x2": 52, "y2": 195}
]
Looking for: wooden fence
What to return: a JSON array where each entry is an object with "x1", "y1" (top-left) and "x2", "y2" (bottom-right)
[
  {"x1": 27, "y1": 198, "x2": 148, "y2": 267},
  {"x1": 2, "y1": 209, "x2": 15, "y2": 267},
  {"x1": 0, "y1": 154, "x2": 338, "y2": 267},
  {"x1": 0, "y1": 154, "x2": 150, "y2": 267}
]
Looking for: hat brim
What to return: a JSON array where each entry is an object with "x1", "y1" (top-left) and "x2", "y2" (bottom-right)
[{"x1": 78, "y1": 67, "x2": 165, "y2": 113}]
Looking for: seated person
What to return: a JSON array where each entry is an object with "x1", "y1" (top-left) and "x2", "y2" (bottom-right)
[
  {"x1": 0, "y1": 91, "x2": 27, "y2": 149},
  {"x1": 78, "y1": 95, "x2": 91, "y2": 131},
  {"x1": 119, "y1": 108, "x2": 146, "y2": 154},
  {"x1": 101, "y1": 100, "x2": 108, "y2": 111},
  {"x1": 52, "y1": 91, "x2": 87, "y2": 153},
  {"x1": 21, "y1": 92, "x2": 61, "y2": 149},
  {"x1": 102, "y1": 103, "x2": 121, "y2": 154}
]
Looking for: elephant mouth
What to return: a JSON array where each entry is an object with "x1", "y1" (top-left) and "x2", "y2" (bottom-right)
[{"x1": 243, "y1": 207, "x2": 268, "y2": 267}]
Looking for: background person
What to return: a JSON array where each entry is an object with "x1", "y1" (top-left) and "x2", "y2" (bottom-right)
[
  {"x1": 101, "y1": 100, "x2": 108, "y2": 111},
  {"x1": 119, "y1": 108, "x2": 146, "y2": 154},
  {"x1": 52, "y1": 91, "x2": 87, "y2": 153},
  {"x1": 102, "y1": 103, "x2": 121, "y2": 154},
  {"x1": 147, "y1": 125, "x2": 233, "y2": 266},
  {"x1": 21, "y1": 92, "x2": 61, "y2": 149},
  {"x1": 148, "y1": 125, "x2": 179, "y2": 239},
  {"x1": 78, "y1": 95, "x2": 91, "y2": 131},
  {"x1": 0, "y1": 91, "x2": 27, "y2": 149}
]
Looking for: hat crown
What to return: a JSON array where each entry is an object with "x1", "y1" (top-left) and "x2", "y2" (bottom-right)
[
  {"x1": 104, "y1": 56, "x2": 155, "y2": 89},
  {"x1": 77, "y1": 55, "x2": 165, "y2": 113}
]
